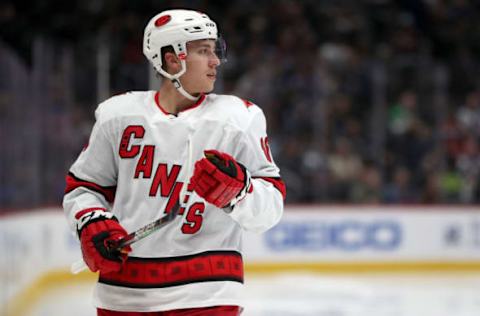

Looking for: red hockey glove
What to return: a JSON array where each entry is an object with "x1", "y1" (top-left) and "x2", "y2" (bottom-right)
[
  {"x1": 191, "y1": 150, "x2": 251, "y2": 209},
  {"x1": 76, "y1": 210, "x2": 131, "y2": 274}
]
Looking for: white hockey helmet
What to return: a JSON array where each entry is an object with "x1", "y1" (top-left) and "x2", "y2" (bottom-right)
[{"x1": 143, "y1": 9, "x2": 224, "y2": 100}]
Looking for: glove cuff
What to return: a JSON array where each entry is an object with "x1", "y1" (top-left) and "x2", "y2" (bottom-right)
[
  {"x1": 76, "y1": 209, "x2": 118, "y2": 238},
  {"x1": 223, "y1": 166, "x2": 252, "y2": 212}
]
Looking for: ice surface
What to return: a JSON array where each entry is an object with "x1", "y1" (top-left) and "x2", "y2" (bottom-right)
[{"x1": 22, "y1": 272, "x2": 480, "y2": 316}]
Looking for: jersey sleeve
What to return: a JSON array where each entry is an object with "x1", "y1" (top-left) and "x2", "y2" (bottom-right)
[
  {"x1": 228, "y1": 108, "x2": 286, "y2": 233},
  {"x1": 62, "y1": 108, "x2": 119, "y2": 233}
]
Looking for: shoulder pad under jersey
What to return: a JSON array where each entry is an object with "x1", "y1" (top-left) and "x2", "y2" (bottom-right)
[{"x1": 95, "y1": 91, "x2": 150, "y2": 123}]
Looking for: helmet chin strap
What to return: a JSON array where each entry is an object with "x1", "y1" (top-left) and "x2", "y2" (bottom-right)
[
  {"x1": 171, "y1": 78, "x2": 199, "y2": 101},
  {"x1": 155, "y1": 59, "x2": 200, "y2": 101}
]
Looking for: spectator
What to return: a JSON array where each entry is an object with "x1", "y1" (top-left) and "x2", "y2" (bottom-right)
[{"x1": 2, "y1": 1, "x2": 480, "y2": 208}]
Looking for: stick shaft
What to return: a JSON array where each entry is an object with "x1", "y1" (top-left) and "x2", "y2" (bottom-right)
[{"x1": 70, "y1": 201, "x2": 180, "y2": 274}]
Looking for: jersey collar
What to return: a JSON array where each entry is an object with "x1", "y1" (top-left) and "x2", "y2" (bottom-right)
[{"x1": 154, "y1": 91, "x2": 206, "y2": 116}]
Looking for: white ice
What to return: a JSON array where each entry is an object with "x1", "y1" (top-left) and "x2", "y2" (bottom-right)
[{"x1": 23, "y1": 272, "x2": 480, "y2": 316}]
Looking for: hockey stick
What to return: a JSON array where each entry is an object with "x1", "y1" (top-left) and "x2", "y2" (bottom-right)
[
  {"x1": 70, "y1": 201, "x2": 182, "y2": 274},
  {"x1": 71, "y1": 139, "x2": 193, "y2": 274}
]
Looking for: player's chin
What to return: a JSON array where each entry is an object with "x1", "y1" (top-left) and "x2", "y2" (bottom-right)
[{"x1": 201, "y1": 83, "x2": 215, "y2": 93}]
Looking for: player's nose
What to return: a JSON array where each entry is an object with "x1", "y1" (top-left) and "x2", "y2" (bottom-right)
[{"x1": 209, "y1": 53, "x2": 221, "y2": 67}]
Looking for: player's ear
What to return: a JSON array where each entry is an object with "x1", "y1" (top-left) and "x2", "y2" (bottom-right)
[{"x1": 164, "y1": 52, "x2": 181, "y2": 74}]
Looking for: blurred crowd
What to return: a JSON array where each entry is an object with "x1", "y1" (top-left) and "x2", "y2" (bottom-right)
[{"x1": 1, "y1": 0, "x2": 480, "y2": 209}]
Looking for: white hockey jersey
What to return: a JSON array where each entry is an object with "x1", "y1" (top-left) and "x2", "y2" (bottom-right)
[{"x1": 63, "y1": 91, "x2": 285, "y2": 312}]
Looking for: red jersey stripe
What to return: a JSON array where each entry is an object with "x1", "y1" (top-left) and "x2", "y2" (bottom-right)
[
  {"x1": 253, "y1": 176, "x2": 286, "y2": 200},
  {"x1": 65, "y1": 172, "x2": 116, "y2": 203},
  {"x1": 98, "y1": 250, "x2": 243, "y2": 288}
]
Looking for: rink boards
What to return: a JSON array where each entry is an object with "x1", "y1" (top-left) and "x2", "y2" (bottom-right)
[
  {"x1": 243, "y1": 205, "x2": 480, "y2": 273},
  {"x1": 1, "y1": 206, "x2": 480, "y2": 315}
]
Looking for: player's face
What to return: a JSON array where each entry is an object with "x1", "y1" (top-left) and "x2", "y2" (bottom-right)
[{"x1": 181, "y1": 40, "x2": 221, "y2": 94}]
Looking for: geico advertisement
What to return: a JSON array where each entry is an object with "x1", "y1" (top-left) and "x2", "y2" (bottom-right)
[
  {"x1": 243, "y1": 207, "x2": 480, "y2": 261},
  {"x1": 266, "y1": 219, "x2": 402, "y2": 251}
]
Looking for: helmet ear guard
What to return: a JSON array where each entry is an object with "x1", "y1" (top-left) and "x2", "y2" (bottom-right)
[{"x1": 143, "y1": 9, "x2": 225, "y2": 100}]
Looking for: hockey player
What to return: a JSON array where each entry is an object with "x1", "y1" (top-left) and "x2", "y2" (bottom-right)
[{"x1": 63, "y1": 9, "x2": 285, "y2": 316}]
